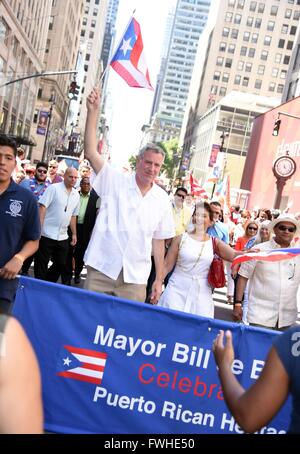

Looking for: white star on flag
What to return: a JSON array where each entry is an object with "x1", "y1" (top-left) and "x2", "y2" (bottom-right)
[
  {"x1": 120, "y1": 38, "x2": 133, "y2": 56},
  {"x1": 63, "y1": 357, "x2": 72, "y2": 366}
]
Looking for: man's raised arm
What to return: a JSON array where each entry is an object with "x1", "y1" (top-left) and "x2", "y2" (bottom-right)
[{"x1": 84, "y1": 87, "x2": 105, "y2": 174}]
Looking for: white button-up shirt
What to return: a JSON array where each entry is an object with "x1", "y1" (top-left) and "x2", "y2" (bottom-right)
[
  {"x1": 238, "y1": 238, "x2": 300, "y2": 328},
  {"x1": 39, "y1": 182, "x2": 80, "y2": 241},
  {"x1": 84, "y1": 163, "x2": 175, "y2": 284}
]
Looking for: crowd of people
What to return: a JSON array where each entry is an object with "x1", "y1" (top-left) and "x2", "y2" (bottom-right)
[{"x1": 0, "y1": 87, "x2": 299, "y2": 433}]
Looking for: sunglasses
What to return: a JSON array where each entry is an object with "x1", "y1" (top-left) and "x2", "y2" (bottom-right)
[
  {"x1": 37, "y1": 169, "x2": 47, "y2": 174},
  {"x1": 277, "y1": 225, "x2": 296, "y2": 233},
  {"x1": 247, "y1": 226, "x2": 258, "y2": 231},
  {"x1": 176, "y1": 194, "x2": 186, "y2": 200}
]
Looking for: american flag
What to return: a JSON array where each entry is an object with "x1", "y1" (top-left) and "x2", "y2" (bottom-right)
[
  {"x1": 110, "y1": 17, "x2": 153, "y2": 90},
  {"x1": 232, "y1": 248, "x2": 300, "y2": 268},
  {"x1": 57, "y1": 346, "x2": 107, "y2": 385}
]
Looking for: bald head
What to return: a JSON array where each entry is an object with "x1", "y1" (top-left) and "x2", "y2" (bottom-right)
[{"x1": 64, "y1": 167, "x2": 78, "y2": 189}]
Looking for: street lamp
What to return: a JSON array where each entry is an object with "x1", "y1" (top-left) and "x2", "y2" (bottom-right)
[{"x1": 42, "y1": 94, "x2": 55, "y2": 162}]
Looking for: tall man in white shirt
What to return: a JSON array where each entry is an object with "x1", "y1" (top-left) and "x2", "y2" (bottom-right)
[
  {"x1": 84, "y1": 87, "x2": 175, "y2": 304},
  {"x1": 34, "y1": 167, "x2": 80, "y2": 284},
  {"x1": 233, "y1": 214, "x2": 300, "y2": 330}
]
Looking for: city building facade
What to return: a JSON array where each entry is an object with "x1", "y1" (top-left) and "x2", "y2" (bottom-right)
[
  {"x1": 182, "y1": 0, "x2": 300, "y2": 184},
  {"x1": 32, "y1": 0, "x2": 84, "y2": 162},
  {"x1": 0, "y1": 0, "x2": 52, "y2": 151},
  {"x1": 147, "y1": 0, "x2": 212, "y2": 142}
]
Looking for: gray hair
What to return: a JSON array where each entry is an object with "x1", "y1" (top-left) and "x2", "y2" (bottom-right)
[{"x1": 138, "y1": 143, "x2": 165, "y2": 160}]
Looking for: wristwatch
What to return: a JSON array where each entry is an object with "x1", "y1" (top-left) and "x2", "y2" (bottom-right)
[{"x1": 234, "y1": 300, "x2": 243, "y2": 307}]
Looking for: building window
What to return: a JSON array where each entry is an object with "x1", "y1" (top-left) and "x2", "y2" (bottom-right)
[
  {"x1": 222, "y1": 72, "x2": 230, "y2": 82},
  {"x1": 237, "y1": 60, "x2": 244, "y2": 70},
  {"x1": 261, "y1": 50, "x2": 268, "y2": 60},
  {"x1": 287, "y1": 40, "x2": 294, "y2": 50},
  {"x1": 269, "y1": 82, "x2": 275, "y2": 92},
  {"x1": 251, "y1": 33, "x2": 258, "y2": 43},
  {"x1": 219, "y1": 87, "x2": 227, "y2": 96},
  {"x1": 231, "y1": 29, "x2": 239, "y2": 38},
  {"x1": 49, "y1": 16, "x2": 54, "y2": 30},
  {"x1": 228, "y1": 43, "x2": 236, "y2": 53},
  {"x1": 283, "y1": 55, "x2": 290, "y2": 65},
  {"x1": 225, "y1": 12, "x2": 233, "y2": 22},
  {"x1": 264, "y1": 36, "x2": 271, "y2": 46},
  {"x1": 281, "y1": 24, "x2": 289, "y2": 34},
  {"x1": 255, "y1": 18, "x2": 262, "y2": 28},
  {"x1": 278, "y1": 39, "x2": 285, "y2": 48},
  {"x1": 280, "y1": 70, "x2": 287, "y2": 79},
  {"x1": 275, "y1": 53, "x2": 282, "y2": 63},
  {"x1": 234, "y1": 75, "x2": 241, "y2": 85},
  {"x1": 91, "y1": 20, "x2": 96, "y2": 28},
  {"x1": 228, "y1": 0, "x2": 236, "y2": 6},
  {"x1": 254, "y1": 79, "x2": 262, "y2": 89},
  {"x1": 210, "y1": 85, "x2": 218, "y2": 94},
  {"x1": 234, "y1": 14, "x2": 242, "y2": 24},
  {"x1": 250, "y1": 1, "x2": 257, "y2": 12},
  {"x1": 245, "y1": 62, "x2": 252, "y2": 72},
  {"x1": 277, "y1": 84, "x2": 284, "y2": 94},
  {"x1": 272, "y1": 68, "x2": 279, "y2": 77},
  {"x1": 222, "y1": 27, "x2": 230, "y2": 37},
  {"x1": 258, "y1": 65, "x2": 265, "y2": 75},
  {"x1": 213, "y1": 71, "x2": 221, "y2": 80},
  {"x1": 237, "y1": 0, "x2": 245, "y2": 9},
  {"x1": 285, "y1": 8, "x2": 292, "y2": 18},
  {"x1": 89, "y1": 31, "x2": 94, "y2": 39},
  {"x1": 216, "y1": 57, "x2": 224, "y2": 66},
  {"x1": 225, "y1": 58, "x2": 232, "y2": 68},
  {"x1": 290, "y1": 26, "x2": 297, "y2": 35},
  {"x1": 219, "y1": 42, "x2": 226, "y2": 51},
  {"x1": 267, "y1": 21, "x2": 275, "y2": 31},
  {"x1": 240, "y1": 46, "x2": 247, "y2": 56},
  {"x1": 242, "y1": 77, "x2": 249, "y2": 87},
  {"x1": 258, "y1": 3, "x2": 265, "y2": 13},
  {"x1": 243, "y1": 31, "x2": 250, "y2": 41},
  {"x1": 294, "y1": 10, "x2": 300, "y2": 20},
  {"x1": 247, "y1": 17, "x2": 253, "y2": 27},
  {"x1": 270, "y1": 6, "x2": 278, "y2": 16}
]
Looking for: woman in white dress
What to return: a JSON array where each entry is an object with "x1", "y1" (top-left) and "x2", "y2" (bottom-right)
[{"x1": 158, "y1": 201, "x2": 242, "y2": 318}]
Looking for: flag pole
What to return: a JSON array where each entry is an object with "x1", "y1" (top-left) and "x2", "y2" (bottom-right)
[{"x1": 97, "y1": 9, "x2": 136, "y2": 87}]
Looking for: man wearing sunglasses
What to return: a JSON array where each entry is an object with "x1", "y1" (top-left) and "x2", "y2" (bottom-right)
[
  {"x1": 233, "y1": 214, "x2": 300, "y2": 330},
  {"x1": 20, "y1": 161, "x2": 50, "y2": 200}
]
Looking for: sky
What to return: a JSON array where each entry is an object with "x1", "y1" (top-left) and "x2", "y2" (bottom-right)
[{"x1": 105, "y1": 0, "x2": 177, "y2": 168}]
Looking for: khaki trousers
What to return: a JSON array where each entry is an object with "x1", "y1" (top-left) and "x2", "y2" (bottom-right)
[{"x1": 85, "y1": 266, "x2": 146, "y2": 303}]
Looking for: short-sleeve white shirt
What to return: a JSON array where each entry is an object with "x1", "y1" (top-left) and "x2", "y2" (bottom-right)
[
  {"x1": 39, "y1": 182, "x2": 80, "y2": 241},
  {"x1": 238, "y1": 238, "x2": 300, "y2": 328},
  {"x1": 84, "y1": 163, "x2": 175, "y2": 284}
]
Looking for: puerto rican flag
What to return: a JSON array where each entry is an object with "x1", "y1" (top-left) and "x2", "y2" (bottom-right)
[
  {"x1": 232, "y1": 248, "x2": 300, "y2": 268},
  {"x1": 110, "y1": 17, "x2": 153, "y2": 90},
  {"x1": 190, "y1": 174, "x2": 208, "y2": 198},
  {"x1": 57, "y1": 346, "x2": 107, "y2": 385}
]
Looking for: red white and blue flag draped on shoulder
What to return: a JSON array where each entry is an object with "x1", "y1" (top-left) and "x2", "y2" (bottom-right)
[
  {"x1": 232, "y1": 248, "x2": 300, "y2": 267},
  {"x1": 110, "y1": 17, "x2": 153, "y2": 90}
]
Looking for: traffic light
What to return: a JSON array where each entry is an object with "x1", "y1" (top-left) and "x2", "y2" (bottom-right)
[
  {"x1": 272, "y1": 118, "x2": 281, "y2": 136},
  {"x1": 68, "y1": 81, "x2": 80, "y2": 100}
]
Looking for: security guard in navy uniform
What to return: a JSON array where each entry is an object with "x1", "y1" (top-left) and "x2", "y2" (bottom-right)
[{"x1": 0, "y1": 135, "x2": 40, "y2": 314}]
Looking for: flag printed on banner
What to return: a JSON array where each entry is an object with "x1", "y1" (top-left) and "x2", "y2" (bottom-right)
[
  {"x1": 190, "y1": 174, "x2": 208, "y2": 198},
  {"x1": 232, "y1": 248, "x2": 300, "y2": 268},
  {"x1": 110, "y1": 17, "x2": 153, "y2": 90},
  {"x1": 57, "y1": 345, "x2": 108, "y2": 385}
]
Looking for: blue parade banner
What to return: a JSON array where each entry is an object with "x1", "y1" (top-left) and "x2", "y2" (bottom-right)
[{"x1": 13, "y1": 277, "x2": 290, "y2": 434}]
